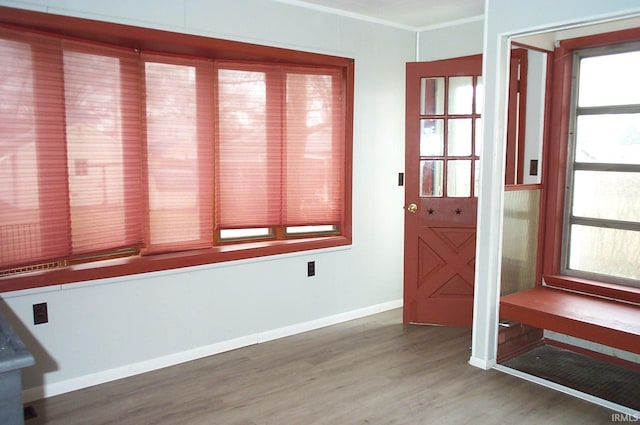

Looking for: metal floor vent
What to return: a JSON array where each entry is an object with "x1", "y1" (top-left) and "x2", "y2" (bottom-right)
[{"x1": 503, "y1": 344, "x2": 640, "y2": 411}]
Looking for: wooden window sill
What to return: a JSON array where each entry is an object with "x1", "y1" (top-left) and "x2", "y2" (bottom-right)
[
  {"x1": 0, "y1": 236, "x2": 351, "y2": 293},
  {"x1": 543, "y1": 274, "x2": 640, "y2": 305}
]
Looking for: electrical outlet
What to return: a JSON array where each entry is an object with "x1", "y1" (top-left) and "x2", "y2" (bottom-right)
[
  {"x1": 307, "y1": 261, "x2": 315, "y2": 277},
  {"x1": 33, "y1": 303, "x2": 48, "y2": 325}
]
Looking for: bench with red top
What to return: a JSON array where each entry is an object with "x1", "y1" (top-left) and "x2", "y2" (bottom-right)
[{"x1": 500, "y1": 286, "x2": 640, "y2": 355}]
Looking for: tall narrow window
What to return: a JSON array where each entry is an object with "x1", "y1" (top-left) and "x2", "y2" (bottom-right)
[
  {"x1": 216, "y1": 65, "x2": 273, "y2": 232},
  {"x1": 564, "y1": 46, "x2": 640, "y2": 286},
  {"x1": 63, "y1": 42, "x2": 142, "y2": 256},
  {"x1": 143, "y1": 55, "x2": 214, "y2": 253},
  {"x1": 285, "y1": 69, "x2": 344, "y2": 228}
]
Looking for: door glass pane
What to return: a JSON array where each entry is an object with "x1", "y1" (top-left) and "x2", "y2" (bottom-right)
[
  {"x1": 420, "y1": 119, "x2": 444, "y2": 156},
  {"x1": 578, "y1": 51, "x2": 640, "y2": 107},
  {"x1": 447, "y1": 160, "x2": 471, "y2": 197},
  {"x1": 475, "y1": 76, "x2": 484, "y2": 114},
  {"x1": 569, "y1": 225, "x2": 640, "y2": 281},
  {"x1": 448, "y1": 118, "x2": 472, "y2": 156},
  {"x1": 575, "y1": 114, "x2": 640, "y2": 164},
  {"x1": 573, "y1": 170, "x2": 640, "y2": 222},
  {"x1": 420, "y1": 160, "x2": 443, "y2": 197},
  {"x1": 448, "y1": 76, "x2": 473, "y2": 115},
  {"x1": 420, "y1": 77, "x2": 444, "y2": 115}
]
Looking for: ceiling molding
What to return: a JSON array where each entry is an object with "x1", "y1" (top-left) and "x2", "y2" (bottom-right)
[
  {"x1": 271, "y1": 0, "x2": 419, "y2": 31},
  {"x1": 416, "y1": 14, "x2": 484, "y2": 33}
]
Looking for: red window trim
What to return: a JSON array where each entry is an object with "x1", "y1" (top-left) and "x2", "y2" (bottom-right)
[
  {"x1": 541, "y1": 27, "x2": 640, "y2": 304},
  {"x1": 543, "y1": 274, "x2": 640, "y2": 306},
  {"x1": 0, "y1": 6, "x2": 354, "y2": 293}
]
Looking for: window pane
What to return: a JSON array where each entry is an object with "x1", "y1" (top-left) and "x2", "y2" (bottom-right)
[
  {"x1": 64, "y1": 47, "x2": 141, "y2": 254},
  {"x1": 420, "y1": 77, "x2": 444, "y2": 115},
  {"x1": 448, "y1": 76, "x2": 473, "y2": 115},
  {"x1": 420, "y1": 119, "x2": 444, "y2": 156},
  {"x1": 287, "y1": 225, "x2": 336, "y2": 234},
  {"x1": 217, "y1": 67, "x2": 274, "y2": 228},
  {"x1": 145, "y1": 59, "x2": 214, "y2": 250},
  {"x1": 448, "y1": 118, "x2": 472, "y2": 156},
  {"x1": 447, "y1": 160, "x2": 471, "y2": 197},
  {"x1": 578, "y1": 51, "x2": 640, "y2": 107},
  {"x1": 220, "y1": 228, "x2": 270, "y2": 240},
  {"x1": 573, "y1": 170, "x2": 640, "y2": 222},
  {"x1": 420, "y1": 160, "x2": 443, "y2": 197},
  {"x1": 286, "y1": 70, "x2": 344, "y2": 225},
  {"x1": 569, "y1": 224, "x2": 640, "y2": 281},
  {"x1": 575, "y1": 114, "x2": 640, "y2": 164}
]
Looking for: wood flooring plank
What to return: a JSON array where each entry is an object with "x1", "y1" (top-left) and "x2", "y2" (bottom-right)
[{"x1": 26, "y1": 309, "x2": 619, "y2": 424}]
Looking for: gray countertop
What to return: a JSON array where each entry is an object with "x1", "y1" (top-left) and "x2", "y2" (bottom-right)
[{"x1": 0, "y1": 312, "x2": 35, "y2": 373}]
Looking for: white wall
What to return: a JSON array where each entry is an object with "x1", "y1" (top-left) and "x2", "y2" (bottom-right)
[
  {"x1": 471, "y1": 0, "x2": 640, "y2": 369},
  {"x1": 418, "y1": 18, "x2": 484, "y2": 61},
  {"x1": 0, "y1": 0, "x2": 414, "y2": 401},
  {"x1": 522, "y1": 48, "x2": 547, "y2": 185}
]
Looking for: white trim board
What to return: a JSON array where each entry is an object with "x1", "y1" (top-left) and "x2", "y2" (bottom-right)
[{"x1": 22, "y1": 299, "x2": 402, "y2": 403}]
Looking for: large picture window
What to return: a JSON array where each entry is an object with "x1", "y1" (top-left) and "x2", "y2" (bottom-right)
[
  {"x1": 563, "y1": 44, "x2": 640, "y2": 287},
  {"x1": 0, "y1": 8, "x2": 353, "y2": 290}
]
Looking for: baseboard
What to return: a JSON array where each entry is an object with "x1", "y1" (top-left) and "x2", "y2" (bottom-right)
[{"x1": 22, "y1": 299, "x2": 402, "y2": 403}]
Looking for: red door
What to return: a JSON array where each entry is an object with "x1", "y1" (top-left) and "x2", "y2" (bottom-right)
[{"x1": 403, "y1": 55, "x2": 483, "y2": 326}]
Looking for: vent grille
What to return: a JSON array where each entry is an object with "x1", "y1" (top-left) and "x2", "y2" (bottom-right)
[{"x1": 0, "y1": 260, "x2": 66, "y2": 278}]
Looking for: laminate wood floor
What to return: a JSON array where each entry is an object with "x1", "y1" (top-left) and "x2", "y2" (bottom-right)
[{"x1": 26, "y1": 309, "x2": 618, "y2": 425}]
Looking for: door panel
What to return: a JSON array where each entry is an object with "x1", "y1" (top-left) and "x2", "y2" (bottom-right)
[{"x1": 404, "y1": 55, "x2": 482, "y2": 326}]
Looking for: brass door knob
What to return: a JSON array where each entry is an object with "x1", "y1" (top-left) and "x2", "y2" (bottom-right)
[{"x1": 406, "y1": 203, "x2": 418, "y2": 213}]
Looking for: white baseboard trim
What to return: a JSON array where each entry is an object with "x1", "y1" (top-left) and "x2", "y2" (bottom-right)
[
  {"x1": 493, "y1": 364, "x2": 640, "y2": 418},
  {"x1": 22, "y1": 299, "x2": 402, "y2": 403}
]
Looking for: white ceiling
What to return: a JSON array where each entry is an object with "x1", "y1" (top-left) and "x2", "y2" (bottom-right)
[{"x1": 275, "y1": 0, "x2": 486, "y2": 29}]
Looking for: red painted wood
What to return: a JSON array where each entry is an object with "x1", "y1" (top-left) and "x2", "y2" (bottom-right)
[
  {"x1": 404, "y1": 55, "x2": 482, "y2": 326},
  {"x1": 504, "y1": 184, "x2": 542, "y2": 192},
  {"x1": 541, "y1": 47, "x2": 571, "y2": 276},
  {"x1": 515, "y1": 49, "x2": 528, "y2": 185},
  {"x1": 544, "y1": 274, "x2": 640, "y2": 305},
  {"x1": 500, "y1": 287, "x2": 640, "y2": 354},
  {"x1": 504, "y1": 49, "x2": 528, "y2": 185}
]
